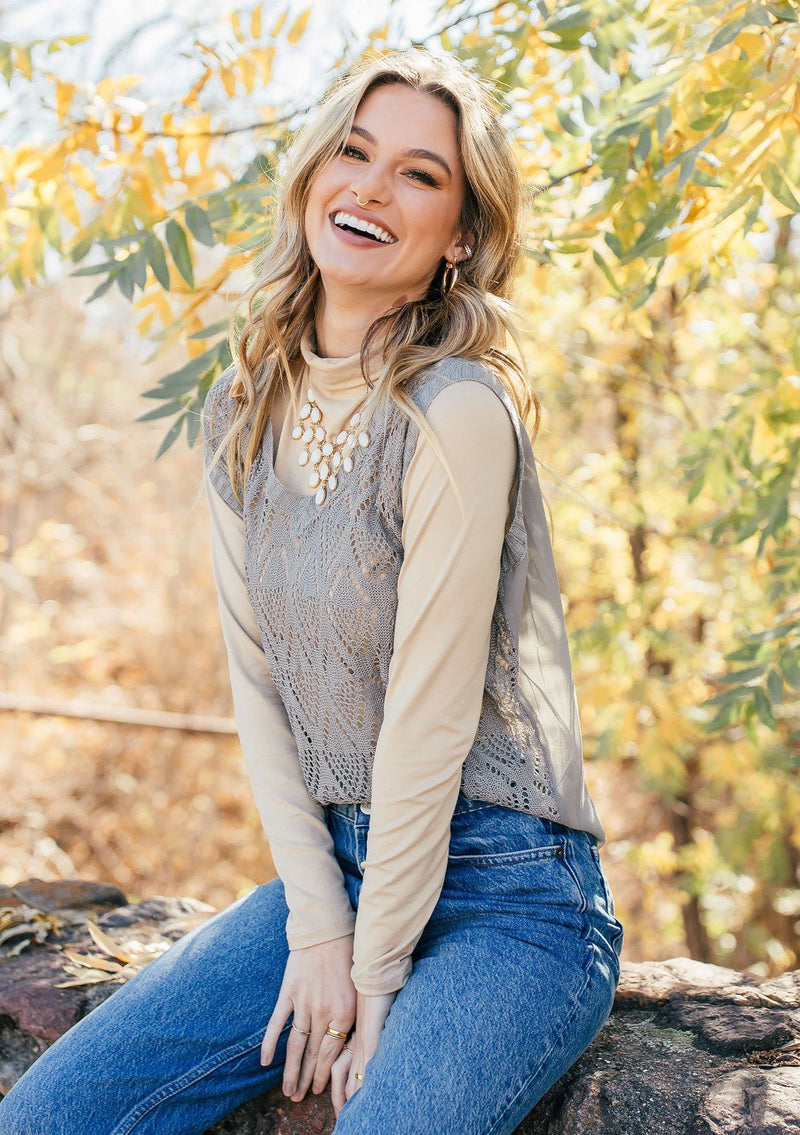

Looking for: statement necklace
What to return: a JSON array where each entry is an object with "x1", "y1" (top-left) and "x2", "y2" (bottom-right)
[{"x1": 290, "y1": 376, "x2": 372, "y2": 506}]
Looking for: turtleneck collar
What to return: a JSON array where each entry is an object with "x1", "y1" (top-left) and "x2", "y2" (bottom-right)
[{"x1": 298, "y1": 327, "x2": 385, "y2": 400}]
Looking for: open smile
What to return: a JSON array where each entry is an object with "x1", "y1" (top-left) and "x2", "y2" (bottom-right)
[{"x1": 328, "y1": 211, "x2": 398, "y2": 247}]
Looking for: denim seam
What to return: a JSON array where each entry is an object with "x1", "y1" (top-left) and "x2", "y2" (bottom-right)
[
  {"x1": 445, "y1": 845, "x2": 562, "y2": 866},
  {"x1": 110, "y1": 1022, "x2": 290, "y2": 1135},
  {"x1": 558, "y1": 840, "x2": 589, "y2": 915},
  {"x1": 484, "y1": 955, "x2": 595, "y2": 1135}
]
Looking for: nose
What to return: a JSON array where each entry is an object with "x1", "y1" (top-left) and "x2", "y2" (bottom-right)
[{"x1": 351, "y1": 164, "x2": 390, "y2": 207}]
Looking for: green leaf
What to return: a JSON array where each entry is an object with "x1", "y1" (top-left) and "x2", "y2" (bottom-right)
[
  {"x1": 604, "y1": 231, "x2": 624, "y2": 260},
  {"x1": 116, "y1": 258, "x2": 134, "y2": 300},
  {"x1": 144, "y1": 232, "x2": 170, "y2": 289},
  {"x1": 556, "y1": 107, "x2": 583, "y2": 136},
  {"x1": 717, "y1": 663, "x2": 768, "y2": 685},
  {"x1": 762, "y1": 164, "x2": 800, "y2": 213},
  {"x1": 780, "y1": 651, "x2": 800, "y2": 689},
  {"x1": 86, "y1": 275, "x2": 115, "y2": 303},
  {"x1": 184, "y1": 204, "x2": 216, "y2": 247},
  {"x1": 705, "y1": 685, "x2": 750, "y2": 707},
  {"x1": 766, "y1": 668, "x2": 784, "y2": 705},
  {"x1": 135, "y1": 400, "x2": 185, "y2": 422},
  {"x1": 708, "y1": 16, "x2": 750, "y2": 53},
  {"x1": 188, "y1": 319, "x2": 230, "y2": 340},
  {"x1": 634, "y1": 128, "x2": 651, "y2": 164},
  {"x1": 155, "y1": 415, "x2": 184, "y2": 460},
  {"x1": 752, "y1": 687, "x2": 777, "y2": 730},
  {"x1": 130, "y1": 245, "x2": 148, "y2": 290},
  {"x1": 69, "y1": 260, "x2": 117, "y2": 277},
  {"x1": 165, "y1": 219, "x2": 194, "y2": 287},
  {"x1": 147, "y1": 353, "x2": 213, "y2": 398},
  {"x1": 656, "y1": 105, "x2": 671, "y2": 143},
  {"x1": 592, "y1": 248, "x2": 622, "y2": 292},
  {"x1": 580, "y1": 93, "x2": 598, "y2": 126},
  {"x1": 727, "y1": 642, "x2": 767, "y2": 662}
]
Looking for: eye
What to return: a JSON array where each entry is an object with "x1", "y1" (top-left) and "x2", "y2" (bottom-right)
[
  {"x1": 406, "y1": 168, "x2": 439, "y2": 187},
  {"x1": 341, "y1": 144, "x2": 366, "y2": 159}
]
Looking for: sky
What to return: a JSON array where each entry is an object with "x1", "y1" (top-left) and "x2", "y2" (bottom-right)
[{"x1": 0, "y1": 0, "x2": 443, "y2": 136}]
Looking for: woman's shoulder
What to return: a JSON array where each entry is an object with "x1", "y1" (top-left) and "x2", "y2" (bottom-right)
[
  {"x1": 201, "y1": 363, "x2": 254, "y2": 464},
  {"x1": 399, "y1": 356, "x2": 523, "y2": 488},
  {"x1": 202, "y1": 364, "x2": 238, "y2": 434},
  {"x1": 407, "y1": 355, "x2": 516, "y2": 419}
]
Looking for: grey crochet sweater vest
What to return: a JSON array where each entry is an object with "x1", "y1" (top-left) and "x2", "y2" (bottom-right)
[{"x1": 203, "y1": 356, "x2": 606, "y2": 844}]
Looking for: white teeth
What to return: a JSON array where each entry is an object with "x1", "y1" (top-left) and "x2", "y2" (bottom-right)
[{"x1": 333, "y1": 211, "x2": 397, "y2": 244}]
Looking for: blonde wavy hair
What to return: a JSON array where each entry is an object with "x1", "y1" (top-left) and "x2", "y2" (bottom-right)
[{"x1": 201, "y1": 46, "x2": 540, "y2": 514}]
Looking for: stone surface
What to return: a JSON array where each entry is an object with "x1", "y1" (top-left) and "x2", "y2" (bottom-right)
[{"x1": 1, "y1": 880, "x2": 799, "y2": 1133}]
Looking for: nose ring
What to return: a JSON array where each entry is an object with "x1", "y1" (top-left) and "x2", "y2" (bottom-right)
[{"x1": 355, "y1": 194, "x2": 370, "y2": 207}]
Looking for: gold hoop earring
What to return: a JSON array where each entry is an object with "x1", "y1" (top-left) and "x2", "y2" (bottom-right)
[{"x1": 442, "y1": 259, "x2": 459, "y2": 295}]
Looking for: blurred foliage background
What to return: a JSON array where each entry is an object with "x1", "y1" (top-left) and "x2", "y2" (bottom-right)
[{"x1": 1, "y1": 0, "x2": 798, "y2": 977}]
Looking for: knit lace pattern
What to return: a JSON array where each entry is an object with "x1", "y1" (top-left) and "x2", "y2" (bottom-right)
[{"x1": 202, "y1": 357, "x2": 560, "y2": 821}]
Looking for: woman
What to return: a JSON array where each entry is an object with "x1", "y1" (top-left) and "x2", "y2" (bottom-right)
[{"x1": 0, "y1": 47, "x2": 623, "y2": 1135}]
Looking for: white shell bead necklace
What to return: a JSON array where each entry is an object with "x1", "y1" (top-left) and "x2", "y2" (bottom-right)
[{"x1": 290, "y1": 377, "x2": 372, "y2": 506}]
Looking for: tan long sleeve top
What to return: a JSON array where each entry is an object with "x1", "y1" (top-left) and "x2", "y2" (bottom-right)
[
  {"x1": 202, "y1": 332, "x2": 606, "y2": 996},
  {"x1": 205, "y1": 335, "x2": 515, "y2": 993}
]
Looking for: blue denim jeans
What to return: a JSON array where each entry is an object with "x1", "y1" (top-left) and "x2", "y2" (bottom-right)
[{"x1": 0, "y1": 793, "x2": 624, "y2": 1135}]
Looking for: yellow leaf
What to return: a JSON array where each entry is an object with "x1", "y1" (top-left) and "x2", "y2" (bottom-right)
[
  {"x1": 253, "y1": 47, "x2": 275, "y2": 84},
  {"x1": 182, "y1": 68, "x2": 212, "y2": 108},
  {"x1": 56, "y1": 183, "x2": 81, "y2": 228},
  {"x1": 63, "y1": 949, "x2": 122, "y2": 973},
  {"x1": 750, "y1": 413, "x2": 782, "y2": 462},
  {"x1": 12, "y1": 45, "x2": 32, "y2": 80},
  {"x1": 136, "y1": 308, "x2": 156, "y2": 336},
  {"x1": 271, "y1": 10, "x2": 288, "y2": 37},
  {"x1": 220, "y1": 67, "x2": 236, "y2": 97},
  {"x1": 287, "y1": 8, "x2": 311, "y2": 45},
  {"x1": 55, "y1": 80, "x2": 75, "y2": 123},
  {"x1": 251, "y1": 3, "x2": 263, "y2": 38},
  {"x1": 86, "y1": 919, "x2": 132, "y2": 964},
  {"x1": 237, "y1": 55, "x2": 256, "y2": 95},
  {"x1": 54, "y1": 971, "x2": 120, "y2": 988},
  {"x1": 230, "y1": 11, "x2": 244, "y2": 42}
]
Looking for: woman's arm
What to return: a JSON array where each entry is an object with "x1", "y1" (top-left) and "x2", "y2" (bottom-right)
[
  {"x1": 350, "y1": 377, "x2": 517, "y2": 996},
  {"x1": 205, "y1": 480, "x2": 356, "y2": 949}
]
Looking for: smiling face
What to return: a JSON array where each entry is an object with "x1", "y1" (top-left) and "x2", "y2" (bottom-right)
[{"x1": 304, "y1": 82, "x2": 473, "y2": 312}]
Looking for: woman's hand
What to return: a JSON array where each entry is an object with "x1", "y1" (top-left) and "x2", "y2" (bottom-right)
[
  {"x1": 330, "y1": 990, "x2": 398, "y2": 1117},
  {"x1": 260, "y1": 933, "x2": 356, "y2": 1103}
]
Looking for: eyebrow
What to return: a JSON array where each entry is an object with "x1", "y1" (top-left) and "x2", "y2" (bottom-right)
[{"x1": 349, "y1": 125, "x2": 453, "y2": 179}]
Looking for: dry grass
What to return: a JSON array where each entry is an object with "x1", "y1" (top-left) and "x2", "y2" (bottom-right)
[{"x1": 1, "y1": 283, "x2": 269, "y2": 912}]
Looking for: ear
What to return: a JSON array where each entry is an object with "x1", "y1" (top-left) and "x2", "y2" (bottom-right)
[{"x1": 444, "y1": 228, "x2": 477, "y2": 265}]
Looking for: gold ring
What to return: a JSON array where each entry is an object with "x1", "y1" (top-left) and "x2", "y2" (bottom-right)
[
  {"x1": 354, "y1": 1071, "x2": 364, "y2": 1080},
  {"x1": 290, "y1": 1022, "x2": 311, "y2": 1035},
  {"x1": 326, "y1": 1026, "x2": 349, "y2": 1040}
]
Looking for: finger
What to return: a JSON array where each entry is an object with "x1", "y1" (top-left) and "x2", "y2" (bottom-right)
[
  {"x1": 330, "y1": 1049, "x2": 351, "y2": 1115},
  {"x1": 281, "y1": 1018, "x2": 312, "y2": 1095},
  {"x1": 260, "y1": 993, "x2": 293, "y2": 1067},
  {"x1": 298, "y1": 1030, "x2": 345, "y2": 1098},
  {"x1": 311, "y1": 1039, "x2": 341, "y2": 1095},
  {"x1": 346, "y1": 1063, "x2": 364, "y2": 1102},
  {"x1": 291, "y1": 1035, "x2": 323, "y2": 1101}
]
